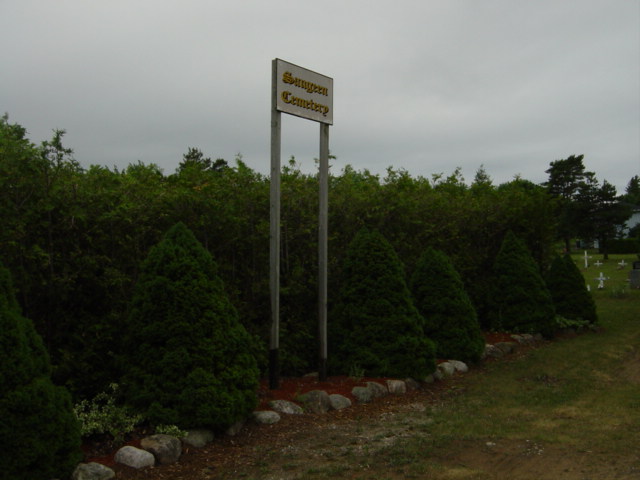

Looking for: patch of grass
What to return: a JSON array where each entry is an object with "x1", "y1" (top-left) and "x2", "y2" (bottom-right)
[
  {"x1": 369, "y1": 256, "x2": 640, "y2": 475},
  {"x1": 220, "y1": 254, "x2": 639, "y2": 479},
  {"x1": 305, "y1": 464, "x2": 351, "y2": 476}
]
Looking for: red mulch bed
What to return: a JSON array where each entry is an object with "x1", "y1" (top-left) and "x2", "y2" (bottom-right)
[
  {"x1": 484, "y1": 331, "x2": 517, "y2": 344},
  {"x1": 84, "y1": 331, "x2": 519, "y2": 470}
]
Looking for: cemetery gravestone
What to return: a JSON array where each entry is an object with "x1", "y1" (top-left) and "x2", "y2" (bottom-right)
[{"x1": 595, "y1": 272, "x2": 608, "y2": 290}]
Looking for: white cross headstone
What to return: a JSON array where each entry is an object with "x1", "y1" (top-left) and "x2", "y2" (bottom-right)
[
  {"x1": 594, "y1": 260, "x2": 603, "y2": 267},
  {"x1": 595, "y1": 272, "x2": 609, "y2": 289},
  {"x1": 618, "y1": 259, "x2": 627, "y2": 269},
  {"x1": 584, "y1": 250, "x2": 592, "y2": 268}
]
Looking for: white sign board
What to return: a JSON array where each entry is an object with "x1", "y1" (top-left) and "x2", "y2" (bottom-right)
[{"x1": 275, "y1": 58, "x2": 333, "y2": 125}]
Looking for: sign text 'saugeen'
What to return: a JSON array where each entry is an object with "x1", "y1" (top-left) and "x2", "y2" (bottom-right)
[{"x1": 275, "y1": 59, "x2": 333, "y2": 125}]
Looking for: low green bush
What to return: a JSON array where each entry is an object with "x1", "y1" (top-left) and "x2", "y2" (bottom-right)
[
  {"x1": 154, "y1": 424, "x2": 187, "y2": 438},
  {"x1": 73, "y1": 384, "x2": 142, "y2": 444},
  {"x1": 553, "y1": 315, "x2": 591, "y2": 331},
  {"x1": 348, "y1": 363, "x2": 366, "y2": 381}
]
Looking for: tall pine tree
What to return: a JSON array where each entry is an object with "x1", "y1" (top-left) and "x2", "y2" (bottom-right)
[
  {"x1": 120, "y1": 222, "x2": 259, "y2": 430},
  {"x1": 0, "y1": 263, "x2": 82, "y2": 480},
  {"x1": 410, "y1": 248, "x2": 485, "y2": 363},
  {"x1": 329, "y1": 228, "x2": 435, "y2": 379}
]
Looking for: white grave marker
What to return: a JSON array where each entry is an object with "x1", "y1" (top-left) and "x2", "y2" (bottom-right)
[
  {"x1": 618, "y1": 259, "x2": 627, "y2": 269},
  {"x1": 583, "y1": 251, "x2": 592, "y2": 268},
  {"x1": 595, "y1": 272, "x2": 609, "y2": 289},
  {"x1": 594, "y1": 260, "x2": 603, "y2": 267}
]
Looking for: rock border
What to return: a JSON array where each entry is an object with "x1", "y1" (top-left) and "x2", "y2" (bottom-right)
[{"x1": 77, "y1": 333, "x2": 543, "y2": 478}]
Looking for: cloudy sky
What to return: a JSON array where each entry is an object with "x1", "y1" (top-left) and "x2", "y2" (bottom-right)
[{"x1": 2, "y1": 0, "x2": 638, "y2": 191}]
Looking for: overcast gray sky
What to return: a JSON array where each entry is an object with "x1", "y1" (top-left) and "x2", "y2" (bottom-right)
[{"x1": 2, "y1": 0, "x2": 639, "y2": 191}]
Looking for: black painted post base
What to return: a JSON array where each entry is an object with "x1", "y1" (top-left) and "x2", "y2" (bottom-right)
[
  {"x1": 269, "y1": 348, "x2": 279, "y2": 390},
  {"x1": 318, "y1": 357, "x2": 327, "y2": 382}
]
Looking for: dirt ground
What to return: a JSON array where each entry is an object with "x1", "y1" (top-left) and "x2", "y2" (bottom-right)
[
  {"x1": 104, "y1": 379, "x2": 460, "y2": 479},
  {"x1": 95, "y1": 340, "x2": 640, "y2": 480}
]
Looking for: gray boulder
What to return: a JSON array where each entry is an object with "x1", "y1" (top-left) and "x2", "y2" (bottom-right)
[
  {"x1": 183, "y1": 429, "x2": 215, "y2": 448},
  {"x1": 386, "y1": 379, "x2": 407, "y2": 394},
  {"x1": 328, "y1": 393, "x2": 352, "y2": 410},
  {"x1": 511, "y1": 333, "x2": 536, "y2": 345},
  {"x1": 269, "y1": 399, "x2": 304, "y2": 415},
  {"x1": 114, "y1": 445, "x2": 155, "y2": 469},
  {"x1": 351, "y1": 385, "x2": 373, "y2": 403},
  {"x1": 447, "y1": 360, "x2": 469, "y2": 373},
  {"x1": 298, "y1": 390, "x2": 331, "y2": 414},
  {"x1": 367, "y1": 381, "x2": 388, "y2": 398},
  {"x1": 495, "y1": 342, "x2": 518, "y2": 354},
  {"x1": 520, "y1": 333, "x2": 536, "y2": 344},
  {"x1": 484, "y1": 344, "x2": 503, "y2": 358},
  {"x1": 253, "y1": 410, "x2": 281, "y2": 424},
  {"x1": 437, "y1": 362, "x2": 456, "y2": 377},
  {"x1": 141, "y1": 434, "x2": 182, "y2": 465},
  {"x1": 404, "y1": 378, "x2": 421, "y2": 390},
  {"x1": 72, "y1": 462, "x2": 115, "y2": 480}
]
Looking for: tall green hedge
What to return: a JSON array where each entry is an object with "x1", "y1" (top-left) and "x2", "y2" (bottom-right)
[
  {"x1": 603, "y1": 238, "x2": 640, "y2": 254},
  {"x1": 409, "y1": 248, "x2": 485, "y2": 363},
  {"x1": 1, "y1": 116, "x2": 561, "y2": 392},
  {"x1": 0, "y1": 264, "x2": 82, "y2": 480},
  {"x1": 487, "y1": 231, "x2": 556, "y2": 337},
  {"x1": 120, "y1": 222, "x2": 259, "y2": 430},
  {"x1": 546, "y1": 254, "x2": 598, "y2": 324},
  {"x1": 329, "y1": 228, "x2": 435, "y2": 379}
]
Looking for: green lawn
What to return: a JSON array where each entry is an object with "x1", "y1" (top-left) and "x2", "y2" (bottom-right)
[{"x1": 363, "y1": 253, "x2": 640, "y2": 479}]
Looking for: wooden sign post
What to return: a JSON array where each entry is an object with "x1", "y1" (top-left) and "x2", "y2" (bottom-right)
[{"x1": 270, "y1": 59, "x2": 333, "y2": 388}]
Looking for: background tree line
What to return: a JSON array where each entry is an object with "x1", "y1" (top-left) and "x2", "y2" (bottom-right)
[{"x1": 1, "y1": 115, "x2": 636, "y2": 401}]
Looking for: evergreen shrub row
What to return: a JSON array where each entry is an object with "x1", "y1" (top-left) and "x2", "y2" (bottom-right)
[
  {"x1": 328, "y1": 228, "x2": 598, "y2": 380},
  {"x1": 1, "y1": 221, "x2": 600, "y2": 477}
]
